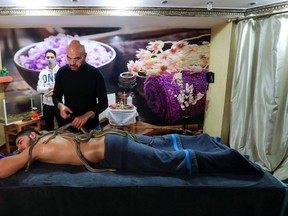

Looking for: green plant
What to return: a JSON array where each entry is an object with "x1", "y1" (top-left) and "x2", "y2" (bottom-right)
[{"x1": 0, "y1": 67, "x2": 8, "y2": 76}]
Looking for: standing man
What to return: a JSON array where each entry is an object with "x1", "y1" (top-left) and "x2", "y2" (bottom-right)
[
  {"x1": 52, "y1": 40, "x2": 108, "y2": 131},
  {"x1": 37, "y1": 49, "x2": 64, "y2": 131}
]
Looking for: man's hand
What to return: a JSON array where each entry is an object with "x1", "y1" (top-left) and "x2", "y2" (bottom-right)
[
  {"x1": 72, "y1": 111, "x2": 95, "y2": 130},
  {"x1": 58, "y1": 103, "x2": 73, "y2": 119},
  {"x1": 44, "y1": 85, "x2": 54, "y2": 97},
  {"x1": 47, "y1": 85, "x2": 54, "y2": 97}
]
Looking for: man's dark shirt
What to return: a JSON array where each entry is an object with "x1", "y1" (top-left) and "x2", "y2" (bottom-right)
[{"x1": 53, "y1": 62, "x2": 108, "y2": 130}]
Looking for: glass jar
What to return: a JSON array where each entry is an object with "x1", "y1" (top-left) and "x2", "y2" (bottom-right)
[{"x1": 117, "y1": 72, "x2": 137, "y2": 105}]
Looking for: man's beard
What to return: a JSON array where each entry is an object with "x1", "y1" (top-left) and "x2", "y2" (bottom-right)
[{"x1": 70, "y1": 61, "x2": 84, "y2": 71}]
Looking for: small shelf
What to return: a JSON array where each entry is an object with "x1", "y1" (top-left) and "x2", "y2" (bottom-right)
[{"x1": 0, "y1": 76, "x2": 13, "y2": 83}]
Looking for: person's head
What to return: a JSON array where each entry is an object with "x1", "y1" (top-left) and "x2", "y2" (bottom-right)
[
  {"x1": 14, "y1": 128, "x2": 41, "y2": 153},
  {"x1": 66, "y1": 40, "x2": 87, "y2": 71},
  {"x1": 45, "y1": 49, "x2": 57, "y2": 68}
]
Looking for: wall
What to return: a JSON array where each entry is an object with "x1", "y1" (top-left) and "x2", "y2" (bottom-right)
[
  {"x1": 203, "y1": 21, "x2": 235, "y2": 145},
  {"x1": 0, "y1": 27, "x2": 212, "y2": 148},
  {"x1": 0, "y1": 23, "x2": 236, "y2": 148}
]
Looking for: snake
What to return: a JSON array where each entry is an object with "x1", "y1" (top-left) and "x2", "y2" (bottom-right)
[{"x1": 25, "y1": 123, "x2": 154, "y2": 172}]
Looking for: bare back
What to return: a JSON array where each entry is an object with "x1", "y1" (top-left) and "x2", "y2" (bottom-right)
[
  {"x1": 0, "y1": 133, "x2": 105, "y2": 179},
  {"x1": 32, "y1": 134, "x2": 106, "y2": 165}
]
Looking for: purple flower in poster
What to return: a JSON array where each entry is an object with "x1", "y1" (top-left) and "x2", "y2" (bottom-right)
[
  {"x1": 17, "y1": 33, "x2": 114, "y2": 70},
  {"x1": 144, "y1": 69, "x2": 208, "y2": 123}
]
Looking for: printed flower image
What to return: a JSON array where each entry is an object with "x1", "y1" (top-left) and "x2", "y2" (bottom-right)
[
  {"x1": 128, "y1": 34, "x2": 210, "y2": 123},
  {"x1": 169, "y1": 72, "x2": 205, "y2": 116},
  {"x1": 127, "y1": 35, "x2": 210, "y2": 76},
  {"x1": 144, "y1": 70, "x2": 208, "y2": 123},
  {"x1": 13, "y1": 33, "x2": 116, "y2": 91},
  {"x1": 17, "y1": 33, "x2": 115, "y2": 71}
]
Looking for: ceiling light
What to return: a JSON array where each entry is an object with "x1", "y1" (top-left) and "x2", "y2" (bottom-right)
[{"x1": 206, "y1": 1, "x2": 213, "y2": 11}]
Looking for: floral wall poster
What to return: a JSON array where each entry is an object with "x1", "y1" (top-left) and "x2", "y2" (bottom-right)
[
  {"x1": 1, "y1": 27, "x2": 210, "y2": 127},
  {"x1": 127, "y1": 37, "x2": 210, "y2": 124}
]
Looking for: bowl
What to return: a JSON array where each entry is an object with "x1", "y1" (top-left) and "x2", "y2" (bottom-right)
[{"x1": 14, "y1": 40, "x2": 116, "y2": 91}]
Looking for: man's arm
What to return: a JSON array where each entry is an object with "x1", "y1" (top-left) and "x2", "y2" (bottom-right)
[
  {"x1": 94, "y1": 70, "x2": 108, "y2": 115},
  {"x1": 52, "y1": 68, "x2": 64, "y2": 108},
  {"x1": 72, "y1": 110, "x2": 95, "y2": 129},
  {"x1": 36, "y1": 70, "x2": 49, "y2": 94},
  {"x1": 0, "y1": 150, "x2": 29, "y2": 179}
]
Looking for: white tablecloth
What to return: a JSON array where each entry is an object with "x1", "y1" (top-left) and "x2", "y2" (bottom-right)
[{"x1": 106, "y1": 106, "x2": 138, "y2": 126}]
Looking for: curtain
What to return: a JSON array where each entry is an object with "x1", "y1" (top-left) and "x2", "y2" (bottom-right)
[{"x1": 230, "y1": 14, "x2": 288, "y2": 180}]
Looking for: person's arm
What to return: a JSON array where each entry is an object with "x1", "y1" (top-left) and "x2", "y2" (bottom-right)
[
  {"x1": 52, "y1": 67, "x2": 75, "y2": 120},
  {"x1": 0, "y1": 150, "x2": 29, "y2": 179},
  {"x1": 36, "y1": 70, "x2": 49, "y2": 94},
  {"x1": 72, "y1": 110, "x2": 95, "y2": 129},
  {"x1": 94, "y1": 70, "x2": 108, "y2": 115},
  {"x1": 52, "y1": 68, "x2": 64, "y2": 108},
  {"x1": 57, "y1": 102, "x2": 73, "y2": 119}
]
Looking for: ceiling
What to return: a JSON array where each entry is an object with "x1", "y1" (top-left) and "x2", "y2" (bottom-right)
[
  {"x1": 0, "y1": 0, "x2": 286, "y2": 9},
  {"x1": 0, "y1": 0, "x2": 288, "y2": 28}
]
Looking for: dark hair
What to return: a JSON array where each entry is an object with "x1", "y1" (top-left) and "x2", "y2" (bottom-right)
[
  {"x1": 14, "y1": 128, "x2": 41, "y2": 144},
  {"x1": 45, "y1": 49, "x2": 56, "y2": 57}
]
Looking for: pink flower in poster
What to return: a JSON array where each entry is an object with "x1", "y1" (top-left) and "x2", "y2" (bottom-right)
[
  {"x1": 127, "y1": 35, "x2": 210, "y2": 76},
  {"x1": 127, "y1": 34, "x2": 210, "y2": 123}
]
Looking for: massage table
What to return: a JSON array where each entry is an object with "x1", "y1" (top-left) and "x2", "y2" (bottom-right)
[{"x1": 0, "y1": 132, "x2": 287, "y2": 216}]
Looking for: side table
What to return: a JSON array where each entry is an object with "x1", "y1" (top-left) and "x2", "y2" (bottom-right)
[
  {"x1": 4, "y1": 118, "x2": 41, "y2": 153},
  {"x1": 106, "y1": 106, "x2": 138, "y2": 133}
]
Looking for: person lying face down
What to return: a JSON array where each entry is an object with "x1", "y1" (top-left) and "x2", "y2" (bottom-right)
[{"x1": 0, "y1": 126, "x2": 263, "y2": 179}]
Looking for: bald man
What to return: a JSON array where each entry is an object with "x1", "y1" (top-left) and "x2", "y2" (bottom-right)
[{"x1": 52, "y1": 40, "x2": 108, "y2": 132}]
